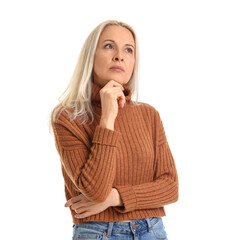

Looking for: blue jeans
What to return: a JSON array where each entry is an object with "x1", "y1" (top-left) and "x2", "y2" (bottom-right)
[{"x1": 72, "y1": 217, "x2": 168, "y2": 240}]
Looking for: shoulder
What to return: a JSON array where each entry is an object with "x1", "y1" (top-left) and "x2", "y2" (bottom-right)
[
  {"x1": 133, "y1": 101, "x2": 165, "y2": 130},
  {"x1": 51, "y1": 107, "x2": 84, "y2": 135},
  {"x1": 53, "y1": 107, "x2": 81, "y2": 125},
  {"x1": 134, "y1": 101, "x2": 160, "y2": 116}
]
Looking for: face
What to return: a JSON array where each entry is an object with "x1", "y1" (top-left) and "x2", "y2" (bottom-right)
[{"x1": 93, "y1": 25, "x2": 135, "y2": 87}]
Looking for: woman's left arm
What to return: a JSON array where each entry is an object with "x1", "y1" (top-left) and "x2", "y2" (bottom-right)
[
  {"x1": 113, "y1": 140, "x2": 179, "y2": 213},
  {"x1": 112, "y1": 109, "x2": 179, "y2": 214}
]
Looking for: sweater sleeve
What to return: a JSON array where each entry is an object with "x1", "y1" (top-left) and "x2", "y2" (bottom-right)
[
  {"x1": 52, "y1": 111, "x2": 122, "y2": 203},
  {"x1": 113, "y1": 109, "x2": 179, "y2": 213}
]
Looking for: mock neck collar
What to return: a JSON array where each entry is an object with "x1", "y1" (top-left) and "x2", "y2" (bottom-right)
[{"x1": 91, "y1": 81, "x2": 132, "y2": 107}]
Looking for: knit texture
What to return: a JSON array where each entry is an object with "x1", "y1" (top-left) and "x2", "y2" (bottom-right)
[{"x1": 51, "y1": 81, "x2": 179, "y2": 224}]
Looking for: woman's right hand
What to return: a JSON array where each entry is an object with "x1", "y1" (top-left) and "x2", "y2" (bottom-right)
[{"x1": 99, "y1": 80, "x2": 126, "y2": 125}]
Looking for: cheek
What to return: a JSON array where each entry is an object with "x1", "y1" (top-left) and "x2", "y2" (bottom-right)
[
  {"x1": 127, "y1": 58, "x2": 135, "y2": 73},
  {"x1": 94, "y1": 53, "x2": 108, "y2": 71},
  {"x1": 93, "y1": 57, "x2": 102, "y2": 74}
]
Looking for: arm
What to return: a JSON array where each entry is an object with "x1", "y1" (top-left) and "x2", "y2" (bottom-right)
[
  {"x1": 113, "y1": 109, "x2": 179, "y2": 213},
  {"x1": 52, "y1": 110, "x2": 122, "y2": 203}
]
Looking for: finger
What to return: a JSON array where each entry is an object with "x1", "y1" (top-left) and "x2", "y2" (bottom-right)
[
  {"x1": 112, "y1": 92, "x2": 125, "y2": 108},
  {"x1": 64, "y1": 195, "x2": 82, "y2": 207},
  {"x1": 107, "y1": 80, "x2": 124, "y2": 91},
  {"x1": 108, "y1": 87, "x2": 125, "y2": 108},
  {"x1": 75, "y1": 211, "x2": 92, "y2": 219},
  {"x1": 118, "y1": 92, "x2": 126, "y2": 108}
]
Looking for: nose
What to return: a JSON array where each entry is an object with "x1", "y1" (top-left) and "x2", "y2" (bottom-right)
[{"x1": 112, "y1": 50, "x2": 124, "y2": 62}]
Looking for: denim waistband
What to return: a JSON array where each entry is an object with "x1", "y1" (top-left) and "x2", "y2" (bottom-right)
[{"x1": 73, "y1": 217, "x2": 161, "y2": 237}]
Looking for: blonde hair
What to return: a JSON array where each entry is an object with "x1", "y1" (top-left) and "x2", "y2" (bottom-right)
[{"x1": 48, "y1": 19, "x2": 141, "y2": 134}]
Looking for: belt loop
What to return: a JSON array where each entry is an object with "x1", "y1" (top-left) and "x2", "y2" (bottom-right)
[
  {"x1": 106, "y1": 222, "x2": 114, "y2": 237},
  {"x1": 145, "y1": 217, "x2": 153, "y2": 232}
]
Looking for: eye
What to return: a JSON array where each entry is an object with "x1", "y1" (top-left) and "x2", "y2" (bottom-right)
[
  {"x1": 126, "y1": 48, "x2": 133, "y2": 54},
  {"x1": 104, "y1": 44, "x2": 113, "y2": 49}
]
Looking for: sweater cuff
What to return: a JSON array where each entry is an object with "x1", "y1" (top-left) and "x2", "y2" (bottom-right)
[
  {"x1": 92, "y1": 125, "x2": 122, "y2": 146},
  {"x1": 113, "y1": 185, "x2": 137, "y2": 213}
]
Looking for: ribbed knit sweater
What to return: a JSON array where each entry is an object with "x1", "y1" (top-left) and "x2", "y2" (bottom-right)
[{"x1": 51, "y1": 81, "x2": 179, "y2": 224}]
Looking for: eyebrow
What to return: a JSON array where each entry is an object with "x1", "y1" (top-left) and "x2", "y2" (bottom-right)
[{"x1": 102, "y1": 39, "x2": 135, "y2": 49}]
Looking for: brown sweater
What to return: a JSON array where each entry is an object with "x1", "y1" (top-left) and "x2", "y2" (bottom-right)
[{"x1": 51, "y1": 81, "x2": 179, "y2": 224}]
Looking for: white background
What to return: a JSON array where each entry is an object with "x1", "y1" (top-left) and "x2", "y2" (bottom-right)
[{"x1": 0, "y1": 0, "x2": 224, "y2": 239}]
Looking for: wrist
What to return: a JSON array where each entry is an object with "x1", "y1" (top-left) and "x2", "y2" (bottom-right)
[
  {"x1": 109, "y1": 188, "x2": 123, "y2": 207},
  {"x1": 99, "y1": 118, "x2": 115, "y2": 131}
]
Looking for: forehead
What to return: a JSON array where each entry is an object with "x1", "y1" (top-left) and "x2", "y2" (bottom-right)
[{"x1": 98, "y1": 25, "x2": 135, "y2": 45}]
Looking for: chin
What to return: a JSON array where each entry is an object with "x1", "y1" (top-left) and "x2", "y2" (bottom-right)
[
  {"x1": 106, "y1": 75, "x2": 125, "y2": 83},
  {"x1": 110, "y1": 79, "x2": 124, "y2": 85}
]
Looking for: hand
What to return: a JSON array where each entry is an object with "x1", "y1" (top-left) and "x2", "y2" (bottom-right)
[
  {"x1": 100, "y1": 80, "x2": 126, "y2": 121},
  {"x1": 64, "y1": 186, "x2": 115, "y2": 219}
]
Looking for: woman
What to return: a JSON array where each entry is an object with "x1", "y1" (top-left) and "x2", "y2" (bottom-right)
[{"x1": 49, "y1": 19, "x2": 179, "y2": 240}]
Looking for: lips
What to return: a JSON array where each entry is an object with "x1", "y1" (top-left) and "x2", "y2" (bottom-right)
[{"x1": 110, "y1": 66, "x2": 125, "y2": 72}]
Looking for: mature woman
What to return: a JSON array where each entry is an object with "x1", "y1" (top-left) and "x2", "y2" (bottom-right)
[{"x1": 49, "y1": 19, "x2": 179, "y2": 240}]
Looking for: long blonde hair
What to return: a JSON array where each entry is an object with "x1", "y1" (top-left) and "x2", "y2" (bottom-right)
[{"x1": 48, "y1": 19, "x2": 141, "y2": 133}]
